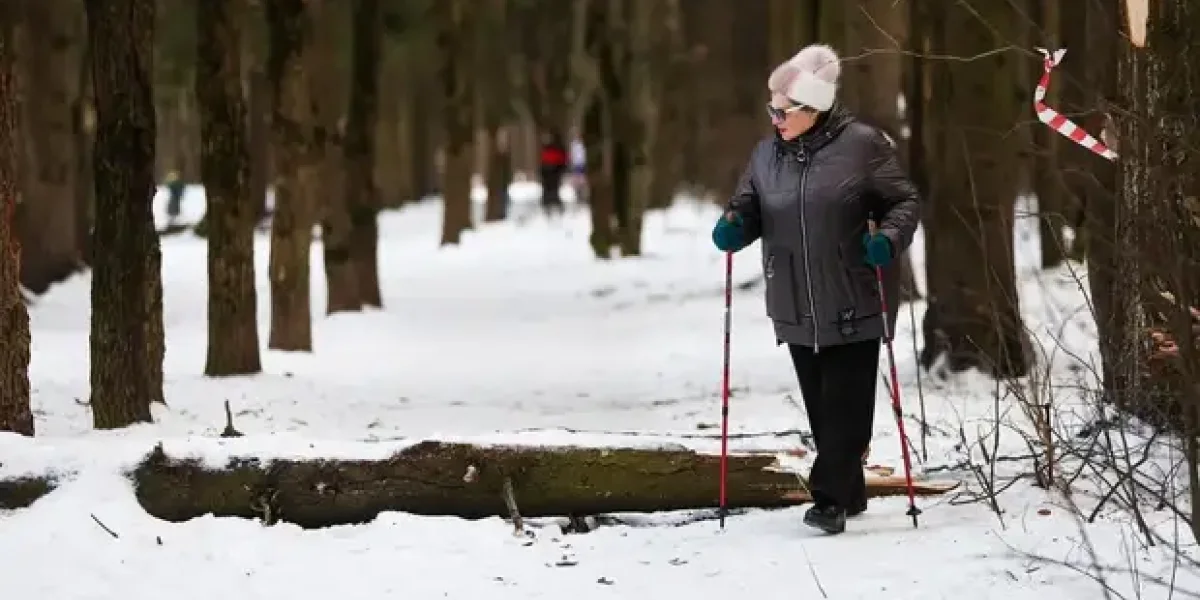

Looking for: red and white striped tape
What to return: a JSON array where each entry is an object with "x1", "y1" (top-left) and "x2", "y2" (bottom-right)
[{"x1": 1033, "y1": 47, "x2": 1118, "y2": 161}]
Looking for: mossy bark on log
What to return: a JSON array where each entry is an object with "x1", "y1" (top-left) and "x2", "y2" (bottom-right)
[
  {"x1": 0, "y1": 476, "x2": 54, "y2": 509},
  {"x1": 132, "y1": 440, "x2": 952, "y2": 528}
]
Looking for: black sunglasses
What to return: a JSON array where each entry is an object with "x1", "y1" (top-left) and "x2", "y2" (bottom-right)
[{"x1": 766, "y1": 103, "x2": 814, "y2": 121}]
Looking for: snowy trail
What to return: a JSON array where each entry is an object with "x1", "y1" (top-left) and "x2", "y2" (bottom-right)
[{"x1": 3, "y1": 187, "x2": 1195, "y2": 599}]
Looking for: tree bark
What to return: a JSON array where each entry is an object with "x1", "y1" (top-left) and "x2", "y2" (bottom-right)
[
  {"x1": 919, "y1": 1, "x2": 1030, "y2": 378},
  {"x1": 1080, "y1": 0, "x2": 1121, "y2": 402},
  {"x1": 344, "y1": 0, "x2": 382, "y2": 308},
  {"x1": 1032, "y1": 0, "x2": 1068, "y2": 269},
  {"x1": 437, "y1": 0, "x2": 474, "y2": 246},
  {"x1": 197, "y1": 0, "x2": 262, "y2": 377},
  {"x1": 481, "y1": 0, "x2": 511, "y2": 223},
  {"x1": 618, "y1": 0, "x2": 657, "y2": 256},
  {"x1": 265, "y1": 0, "x2": 316, "y2": 351},
  {"x1": 131, "y1": 441, "x2": 956, "y2": 528},
  {"x1": 0, "y1": 9, "x2": 33, "y2": 437},
  {"x1": 15, "y1": 0, "x2": 84, "y2": 295},
  {"x1": 1113, "y1": 0, "x2": 1200, "y2": 438},
  {"x1": 311, "y1": 2, "x2": 357, "y2": 315},
  {"x1": 86, "y1": 0, "x2": 163, "y2": 428}
]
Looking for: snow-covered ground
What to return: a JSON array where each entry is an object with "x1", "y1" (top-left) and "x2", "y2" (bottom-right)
[{"x1": 2, "y1": 184, "x2": 1196, "y2": 599}]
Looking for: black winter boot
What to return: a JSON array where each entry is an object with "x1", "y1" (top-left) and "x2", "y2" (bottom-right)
[
  {"x1": 847, "y1": 497, "x2": 868, "y2": 517},
  {"x1": 803, "y1": 504, "x2": 846, "y2": 534}
]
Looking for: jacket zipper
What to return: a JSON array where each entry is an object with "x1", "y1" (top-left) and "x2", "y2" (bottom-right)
[{"x1": 796, "y1": 150, "x2": 819, "y2": 353}]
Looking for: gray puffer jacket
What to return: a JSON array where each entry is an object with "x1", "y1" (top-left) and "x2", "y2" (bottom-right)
[{"x1": 726, "y1": 105, "x2": 920, "y2": 350}]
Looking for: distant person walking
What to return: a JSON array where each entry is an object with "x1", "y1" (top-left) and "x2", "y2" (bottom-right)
[{"x1": 538, "y1": 131, "x2": 568, "y2": 217}]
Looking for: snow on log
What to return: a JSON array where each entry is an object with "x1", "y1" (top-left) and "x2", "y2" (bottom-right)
[
  {"x1": 131, "y1": 440, "x2": 955, "y2": 528},
  {"x1": 0, "y1": 476, "x2": 55, "y2": 510}
]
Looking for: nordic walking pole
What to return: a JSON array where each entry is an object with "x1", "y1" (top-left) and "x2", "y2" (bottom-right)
[
  {"x1": 868, "y1": 220, "x2": 922, "y2": 528},
  {"x1": 719, "y1": 249, "x2": 733, "y2": 528}
]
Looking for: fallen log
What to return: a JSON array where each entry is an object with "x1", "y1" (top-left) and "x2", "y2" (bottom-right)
[
  {"x1": 0, "y1": 475, "x2": 56, "y2": 510},
  {"x1": 132, "y1": 440, "x2": 957, "y2": 529}
]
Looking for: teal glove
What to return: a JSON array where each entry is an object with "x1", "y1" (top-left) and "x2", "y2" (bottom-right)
[
  {"x1": 712, "y1": 212, "x2": 746, "y2": 252},
  {"x1": 862, "y1": 231, "x2": 893, "y2": 267}
]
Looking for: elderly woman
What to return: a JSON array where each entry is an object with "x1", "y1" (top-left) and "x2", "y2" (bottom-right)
[{"x1": 711, "y1": 44, "x2": 920, "y2": 534}]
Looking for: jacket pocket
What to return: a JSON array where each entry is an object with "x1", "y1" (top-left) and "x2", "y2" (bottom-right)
[
  {"x1": 837, "y1": 244, "x2": 881, "y2": 319},
  {"x1": 764, "y1": 249, "x2": 802, "y2": 324}
]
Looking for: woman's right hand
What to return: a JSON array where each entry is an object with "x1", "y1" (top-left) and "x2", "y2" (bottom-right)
[{"x1": 712, "y1": 211, "x2": 746, "y2": 252}]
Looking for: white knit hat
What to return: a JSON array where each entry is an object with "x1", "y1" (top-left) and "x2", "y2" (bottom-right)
[{"x1": 767, "y1": 44, "x2": 841, "y2": 111}]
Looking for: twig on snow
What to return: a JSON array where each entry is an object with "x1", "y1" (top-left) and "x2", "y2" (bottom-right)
[{"x1": 90, "y1": 513, "x2": 119, "y2": 539}]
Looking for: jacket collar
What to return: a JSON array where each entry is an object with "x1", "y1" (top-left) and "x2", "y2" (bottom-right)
[{"x1": 774, "y1": 103, "x2": 853, "y2": 159}]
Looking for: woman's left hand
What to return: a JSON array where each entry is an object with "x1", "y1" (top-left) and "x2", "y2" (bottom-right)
[{"x1": 862, "y1": 232, "x2": 893, "y2": 267}]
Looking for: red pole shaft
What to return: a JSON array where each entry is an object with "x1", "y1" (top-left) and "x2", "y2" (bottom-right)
[
  {"x1": 719, "y1": 250, "x2": 733, "y2": 527},
  {"x1": 869, "y1": 221, "x2": 920, "y2": 526}
]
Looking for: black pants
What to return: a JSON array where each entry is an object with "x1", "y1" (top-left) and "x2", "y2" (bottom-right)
[{"x1": 788, "y1": 339, "x2": 881, "y2": 509}]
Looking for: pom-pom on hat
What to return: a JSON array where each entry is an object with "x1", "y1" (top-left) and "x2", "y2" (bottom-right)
[{"x1": 766, "y1": 44, "x2": 841, "y2": 112}]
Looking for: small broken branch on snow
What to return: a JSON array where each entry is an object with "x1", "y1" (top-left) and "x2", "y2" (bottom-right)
[
  {"x1": 501, "y1": 476, "x2": 525, "y2": 536},
  {"x1": 221, "y1": 400, "x2": 243, "y2": 438},
  {"x1": 90, "y1": 513, "x2": 120, "y2": 539}
]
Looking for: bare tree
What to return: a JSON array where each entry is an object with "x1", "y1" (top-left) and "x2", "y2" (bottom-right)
[
  {"x1": 0, "y1": 5, "x2": 33, "y2": 436},
  {"x1": 197, "y1": 0, "x2": 262, "y2": 376},
  {"x1": 919, "y1": 1, "x2": 1030, "y2": 378},
  {"x1": 265, "y1": 0, "x2": 316, "y2": 351},
  {"x1": 15, "y1": 0, "x2": 85, "y2": 295},
  {"x1": 436, "y1": 0, "x2": 474, "y2": 246},
  {"x1": 85, "y1": 0, "x2": 163, "y2": 428},
  {"x1": 344, "y1": 0, "x2": 383, "y2": 307}
]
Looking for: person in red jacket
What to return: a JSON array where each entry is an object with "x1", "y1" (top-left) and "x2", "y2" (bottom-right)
[{"x1": 539, "y1": 131, "x2": 568, "y2": 216}]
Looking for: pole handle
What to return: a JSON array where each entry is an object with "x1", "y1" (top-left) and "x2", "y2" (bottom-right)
[{"x1": 867, "y1": 219, "x2": 879, "y2": 236}]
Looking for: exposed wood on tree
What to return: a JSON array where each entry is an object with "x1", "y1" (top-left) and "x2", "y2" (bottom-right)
[
  {"x1": 85, "y1": 0, "x2": 164, "y2": 428},
  {"x1": 344, "y1": 0, "x2": 383, "y2": 307},
  {"x1": 265, "y1": 0, "x2": 316, "y2": 351},
  {"x1": 919, "y1": 2, "x2": 1030, "y2": 378},
  {"x1": 131, "y1": 441, "x2": 955, "y2": 528},
  {"x1": 197, "y1": 0, "x2": 262, "y2": 377},
  {"x1": 0, "y1": 5, "x2": 33, "y2": 437}
]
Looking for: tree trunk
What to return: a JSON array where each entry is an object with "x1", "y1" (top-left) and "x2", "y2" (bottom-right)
[
  {"x1": 1032, "y1": 0, "x2": 1068, "y2": 269},
  {"x1": 919, "y1": 1, "x2": 1030, "y2": 378},
  {"x1": 86, "y1": 0, "x2": 163, "y2": 428},
  {"x1": 311, "y1": 3, "x2": 357, "y2": 315},
  {"x1": 481, "y1": 0, "x2": 511, "y2": 223},
  {"x1": 344, "y1": 0, "x2": 383, "y2": 308},
  {"x1": 197, "y1": 0, "x2": 262, "y2": 377},
  {"x1": 131, "y1": 441, "x2": 956, "y2": 528},
  {"x1": 1112, "y1": 0, "x2": 1200, "y2": 441},
  {"x1": 265, "y1": 0, "x2": 316, "y2": 351},
  {"x1": 437, "y1": 0, "x2": 474, "y2": 247},
  {"x1": 15, "y1": 0, "x2": 84, "y2": 295},
  {"x1": 0, "y1": 10, "x2": 33, "y2": 437},
  {"x1": 246, "y1": 70, "x2": 270, "y2": 222},
  {"x1": 1079, "y1": 0, "x2": 1121, "y2": 401},
  {"x1": 73, "y1": 28, "x2": 95, "y2": 266},
  {"x1": 618, "y1": 0, "x2": 656, "y2": 257}
]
